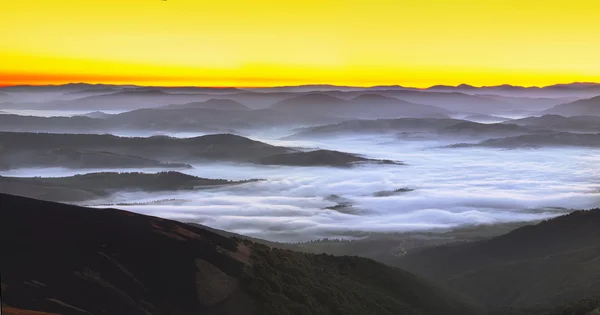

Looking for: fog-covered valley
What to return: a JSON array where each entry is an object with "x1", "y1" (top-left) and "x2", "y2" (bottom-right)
[{"x1": 2, "y1": 83, "x2": 599, "y2": 242}]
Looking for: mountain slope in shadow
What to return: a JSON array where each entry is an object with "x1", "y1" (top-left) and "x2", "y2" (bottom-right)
[
  {"x1": 396, "y1": 209, "x2": 600, "y2": 310},
  {"x1": 0, "y1": 193, "x2": 478, "y2": 315}
]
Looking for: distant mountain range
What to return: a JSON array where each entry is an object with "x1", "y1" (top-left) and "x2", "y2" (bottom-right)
[
  {"x1": 542, "y1": 95, "x2": 600, "y2": 116},
  {"x1": 244, "y1": 82, "x2": 600, "y2": 97},
  {"x1": 1, "y1": 82, "x2": 590, "y2": 114}
]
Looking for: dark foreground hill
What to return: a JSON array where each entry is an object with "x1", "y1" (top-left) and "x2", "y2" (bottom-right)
[
  {"x1": 0, "y1": 193, "x2": 478, "y2": 315},
  {"x1": 396, "y1": 209, "x2": 600, "y2": 310},
  {"x1": 0, "y1": 172, "x2": 260, "y2": 202}
]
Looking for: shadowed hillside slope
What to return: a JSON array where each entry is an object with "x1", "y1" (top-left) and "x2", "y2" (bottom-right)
[
  {"x1": 0, "y1": 193, "x2": 478, "y2": 315},
  {"x1": 396, "y1": 209, "x2": 600, "y2": 310}
]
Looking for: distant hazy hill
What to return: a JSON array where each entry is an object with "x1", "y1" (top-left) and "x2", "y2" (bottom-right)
[
  {"x1": 103, "y1": 107, "x2": 342, "y2": 132},
  {"x1": 397, "y1": 209, "x2": 600, "y2": 310},
  {"x1": 271, "y1": 93, "x2": 347, "y2": 111},
  {"x1": 0, "y1": 114, "x2": 107, "y2": 133},
  {"x1": 463, "y1": 114, "x2": 509, "y2": 123},
  {"x1": 426, "y1": 82, "x2": 600, "y2": 98},
  {"x1": 258, "y1": 149, "x2": 402, "y2": 167},
  {"x1": 285, "y1": 118, "x2": 465, "y2": 139},
  {"x1": 449, "y1": 132, "x2": 600, "y2": 149},
  {"x1": 505, "y1": 114, "x2": 600, "y2": 133},
  {"x1": 0, "y1": 83, "x2": 121, "y2": 93},
  {"x1": 287, "y1": 118, "x2": 543, "y2": 140},
  {"x1": 39, "y1": 90, "x2": 214, "y2": 110},
  {"x1": 1, "y1": 132, "x2": 397, "y2": 168},
  {"x1": 0, "y1": 132, "x2": 295, "y2": 168},
  {"x1": 439, "y1": 121, "x2": 540, "y2": 138},
  {"x1": 75, "y1": 111, "x2": 114, "y2": 119},
  {"x1": 542, "y1": 95, "x2": 600, "y2": 116},
  {"x1": 0, "y1": 193, "x2": 478, "y2": 315},
  {"x1": 0, "y1": 108, "x2": 337, "y2": 134},
  {"x1": 270, "y1": 93, "x2": 450, "y2": 119},
  {"x1": 64, "y1": 87, "x2": 120, "y2": 95},
  {"x1": 0, "y1": 147, "x2": 191, "y2": 170},
  {"x1": 159, "y1": 99, "x2": 250, "y2": 111},
  {"x1": 0, "y1": 172, "x2": 258, "y2": 202}
]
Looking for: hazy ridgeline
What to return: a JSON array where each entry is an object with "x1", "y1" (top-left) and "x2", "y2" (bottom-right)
[{"x1": 1, "y1": 83, "x2": 600, "y2": 241}]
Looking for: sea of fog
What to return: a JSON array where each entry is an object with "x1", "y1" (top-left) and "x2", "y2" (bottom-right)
[{"x1": 4, "y1": 134, "x2": 599, "y2": 242}]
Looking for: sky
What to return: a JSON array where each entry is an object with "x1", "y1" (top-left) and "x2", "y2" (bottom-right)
[{"x1": 1, "y1": 0, "x2": 599, "y2": 87}]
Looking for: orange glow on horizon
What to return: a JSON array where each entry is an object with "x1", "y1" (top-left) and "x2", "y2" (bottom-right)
[{"x1": 1, "y1": 0, "x2": 599, "y2": 87}]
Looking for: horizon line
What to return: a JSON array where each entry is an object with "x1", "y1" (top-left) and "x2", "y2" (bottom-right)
[{"x1": 1, "y1": 81, "x2": 599, "y2": 90}]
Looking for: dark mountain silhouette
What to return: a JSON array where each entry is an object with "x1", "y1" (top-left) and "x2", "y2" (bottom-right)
[
  {"x1": 0, "y1": 172, "x2": 259, "y2": 202},
  {"x1": 396, "y1": 209, "x2": 600, "y2": 310},
  {"x1": 449, "y1": 132, "x2": 600, "y2": 148},
  {"x1": 0, "y1": 132, "x2": 295, "y2": 168},
  {"x1": 0, "y1": 193, "x2": 478, "y2": 315},
  {"x1": 258, "y1": 149, "x2": 402, "y2": 167},
  {"x1": 542, "y1": 95, "x2": 600, "y2": 116},
  {"x1": 505, "y1": 114, "x2": 600, "y2": 132},
  {"x1": 159, "y1": 99, "x2": 250, "y2": 111}
]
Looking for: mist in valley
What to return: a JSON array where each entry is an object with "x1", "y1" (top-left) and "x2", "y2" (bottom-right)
[{"x1": 2, "y1": 83, "x2": 600, "y2": 243}]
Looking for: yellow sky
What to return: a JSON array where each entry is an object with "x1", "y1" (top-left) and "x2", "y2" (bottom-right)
[{"x1": 1, "y1": 0, "x2": 599, "y2": 87}]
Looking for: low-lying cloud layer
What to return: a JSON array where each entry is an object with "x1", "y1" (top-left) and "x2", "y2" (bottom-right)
[{"x1": 6, "y1": 135, "x2": 598, "y2": 242}]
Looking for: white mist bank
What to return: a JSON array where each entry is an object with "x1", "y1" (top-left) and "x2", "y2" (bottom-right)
[{"x1": 3, "y1": 135, "x2": 598, "y2": 242}]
